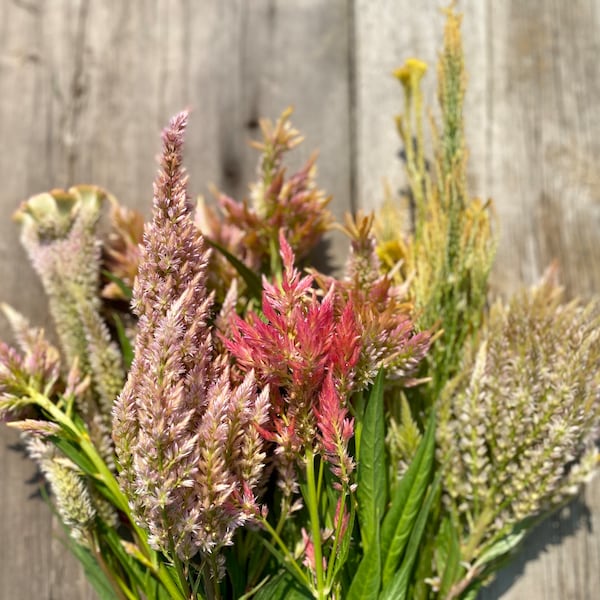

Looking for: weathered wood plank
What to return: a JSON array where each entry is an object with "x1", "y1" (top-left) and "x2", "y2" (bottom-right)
[
  {"x1": 354, "y1": 1, "x2": 600, "y2": 599},
  {"x1": 0, "y1": 0, "x2": 352, "y2": 597}
]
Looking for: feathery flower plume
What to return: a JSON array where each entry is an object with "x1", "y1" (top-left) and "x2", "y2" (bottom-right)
[
  {"x1": 0, "y1": 307, "x2": 61, "y2": 421},
  {"x1": 438, "y1": 271, "x2": 600, "y2": 564},
  {"x1": 196, "y1": 109, "x2": 333, "y2": 301},
  {"x1": 113, "y1": 112, "x2": 269, "y2": 564},
  {"x1": 376, "y1": 8, "x2": 495, "y2": 401},
  {"x1": 333, "y1": 212, "x2": 432, "y2": 389},
  {"x1": 26, "y1": 437, "x2": 96, "y2": 545},
  {"x1": 14, "y1": 186, "x2": 124, "y2": 457},
  {"x1": 221, "y1": 108, "x2": 332, "y2": 264},
  {"x1": 225, "y1": 232, "x2": 361, "y2": 494}
]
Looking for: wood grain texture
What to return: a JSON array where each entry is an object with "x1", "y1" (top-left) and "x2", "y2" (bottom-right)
[{"x1": 0, "y1": 0, "x2": 599, "y2": 597}]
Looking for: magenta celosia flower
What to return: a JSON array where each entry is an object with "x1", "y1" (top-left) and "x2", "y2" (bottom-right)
[
  {"x1": 224, "y1": 232, "x2": 362, "y2": 493},
  {"x1": 113, "y1": 111, "x2": 270, "y2": 564}
]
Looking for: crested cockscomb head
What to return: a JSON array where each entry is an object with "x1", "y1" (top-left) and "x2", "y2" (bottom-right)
[{"x1": 13, "y1": 185, "x2": 124, "y2": 448}]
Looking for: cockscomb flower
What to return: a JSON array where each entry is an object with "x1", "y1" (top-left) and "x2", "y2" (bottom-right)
[
  {"x1": 113, "y1": 111, "x2": 270, "y2": 564},
  {"x1": 14, "y1": 186, "x2": 124, "y2": 459},
  {"x1": 214, "y1": 109, "x2": 333, "y2": 273},
  {"x1": 225, "y1": 232, "x2": 361, "y2": 493},
  {"x1": 331, "y1": 212, "x2": 432, "y2": 389},
  {"x1": 438, "y1": 271, "x2": 600, "y2": 564}
]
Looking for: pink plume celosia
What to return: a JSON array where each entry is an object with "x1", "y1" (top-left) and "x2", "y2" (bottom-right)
[
  {"x1": 314, "y1": 372, "x2": 355, "y2": 490},
  {"x1": 113, "y1": 111, "x2": 269, "y2": 563}
]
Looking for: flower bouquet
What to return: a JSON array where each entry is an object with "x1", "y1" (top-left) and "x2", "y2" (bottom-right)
[{"x1": 1, "y1": 7, "x2": 598, "y2": 600}]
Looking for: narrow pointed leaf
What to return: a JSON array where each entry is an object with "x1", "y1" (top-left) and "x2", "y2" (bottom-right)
[
  {"x1": 356, "y1": 368, "x2": 386, "y2": 551},
  {"x1": 380, "y1": 410, "x2": 436, "y2": 587},
  {"x1": 347, "y1": 523, "x2": 381, "y2": 600},
  {"x1": 253, "y1": 571, "x2": 313, "y2": 600},
  {"x1": 437, "y1": 517, "x2": 462, "y2": 598},
  {"x1": 205, "y1": 237, "x2": 263, "y2": 300},
  {"x1": 380, "y1": 473, "x2": 441, "y2": 600},
  {"x1": 113, "y1": 313, "x2": 134, "y2": 369},
  {"x1": 102, "y1": 270, "x2": 133, "y2": 300},
  {"x1": 474, "y1": 525, "x2": 527, "y2": 569}
]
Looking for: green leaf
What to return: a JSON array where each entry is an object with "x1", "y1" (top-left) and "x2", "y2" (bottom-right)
[
  {"x1": 50, "y1": 435, "x2": 120, "y2": 508},
  {"x1": 100, "y1": 522, "x2": 149, "y2": 592},
  {"x1": 252, "y1": 571, "x2": 313, "y2": 600},
  {"x1": 380, "y1": 473, "x2": 441, "y2": 600},
  {"x1": 255, "y1": 533, "x2": 310, "y2": 591},
  {"x1": 437, "y1": 517, "x2": 462, "y2": 598},
  {"x1": 68, "y1": 541, "x2": 118, "y2": 600},
  {"x1": 347, "y1": 524, "x2": 381, "y2": 600},
  {"x1": 474, "y1": 524, "x2": 528, "y2": 569},
  {"x1": 50, "y1": 435, "x2": 97, "y2": 476},
  {"x1": 356, "y1": 368, "x2": 387, "y2": 551},
  {"x1": 380, "y1": 410, "x2": 436, "y2": 587},
  {"x1": 102, "y1": 270, "x2": 133, "y2": 300},
  {"x1": 205, "y1": 237, "x2": 263, "y2": 300},
  {"x1": 113, "y1": 313, "x2": 134, "y2": 369},
  {"x1": 225, "y1": 550, "x2": 246, "y2": 600},
  {"x1": 462, "y1": 585, "x2": 482, "y2": 600}
]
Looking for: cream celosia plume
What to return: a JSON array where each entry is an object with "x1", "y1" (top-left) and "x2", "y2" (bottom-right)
[{"x1": 438, "y1": 272, "x2": 600, "y2": 564}]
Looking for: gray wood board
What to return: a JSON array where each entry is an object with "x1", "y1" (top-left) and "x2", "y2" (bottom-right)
[{"x1": 1, "y1": 0, "x2": 599, "y2": 597}]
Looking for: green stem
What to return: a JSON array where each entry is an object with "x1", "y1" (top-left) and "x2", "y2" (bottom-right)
[
  {"x1": 256, "y1": 515, "x2": 311, "y2": 589},
  {"x1": 168, "y1": 533, "x2": 192, "y2": 599},
  {"x1": 247, "y1": 496, "x2": 292, "y2": 589},
  {"x1": 305, "y1": 449, "x2": 325, "y2": 599},
  {"x1": 208, "y1": 555, "x2": 222, "y2": 600},
  {"x1": 30, "y1": 389, "x2": 187, "y2": 600},
  {"x1": 324, "y1": 490, "x2": 348, "y2": 590},
  {"x1": 462, "y1": 506, "x2": 495, "y2": 563},
  {"x1": 88, "y1": 532, "x2": 130, "y2": 600}
]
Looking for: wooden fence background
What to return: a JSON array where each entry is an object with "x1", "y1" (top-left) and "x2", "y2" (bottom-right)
[{"x1": 1, "y1": 0, "x2": 599, "y2": 598}]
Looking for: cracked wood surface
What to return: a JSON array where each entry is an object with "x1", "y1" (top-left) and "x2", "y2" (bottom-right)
[{"x1": 0, "y1": 1, "x2": 599, "y2": 598}]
